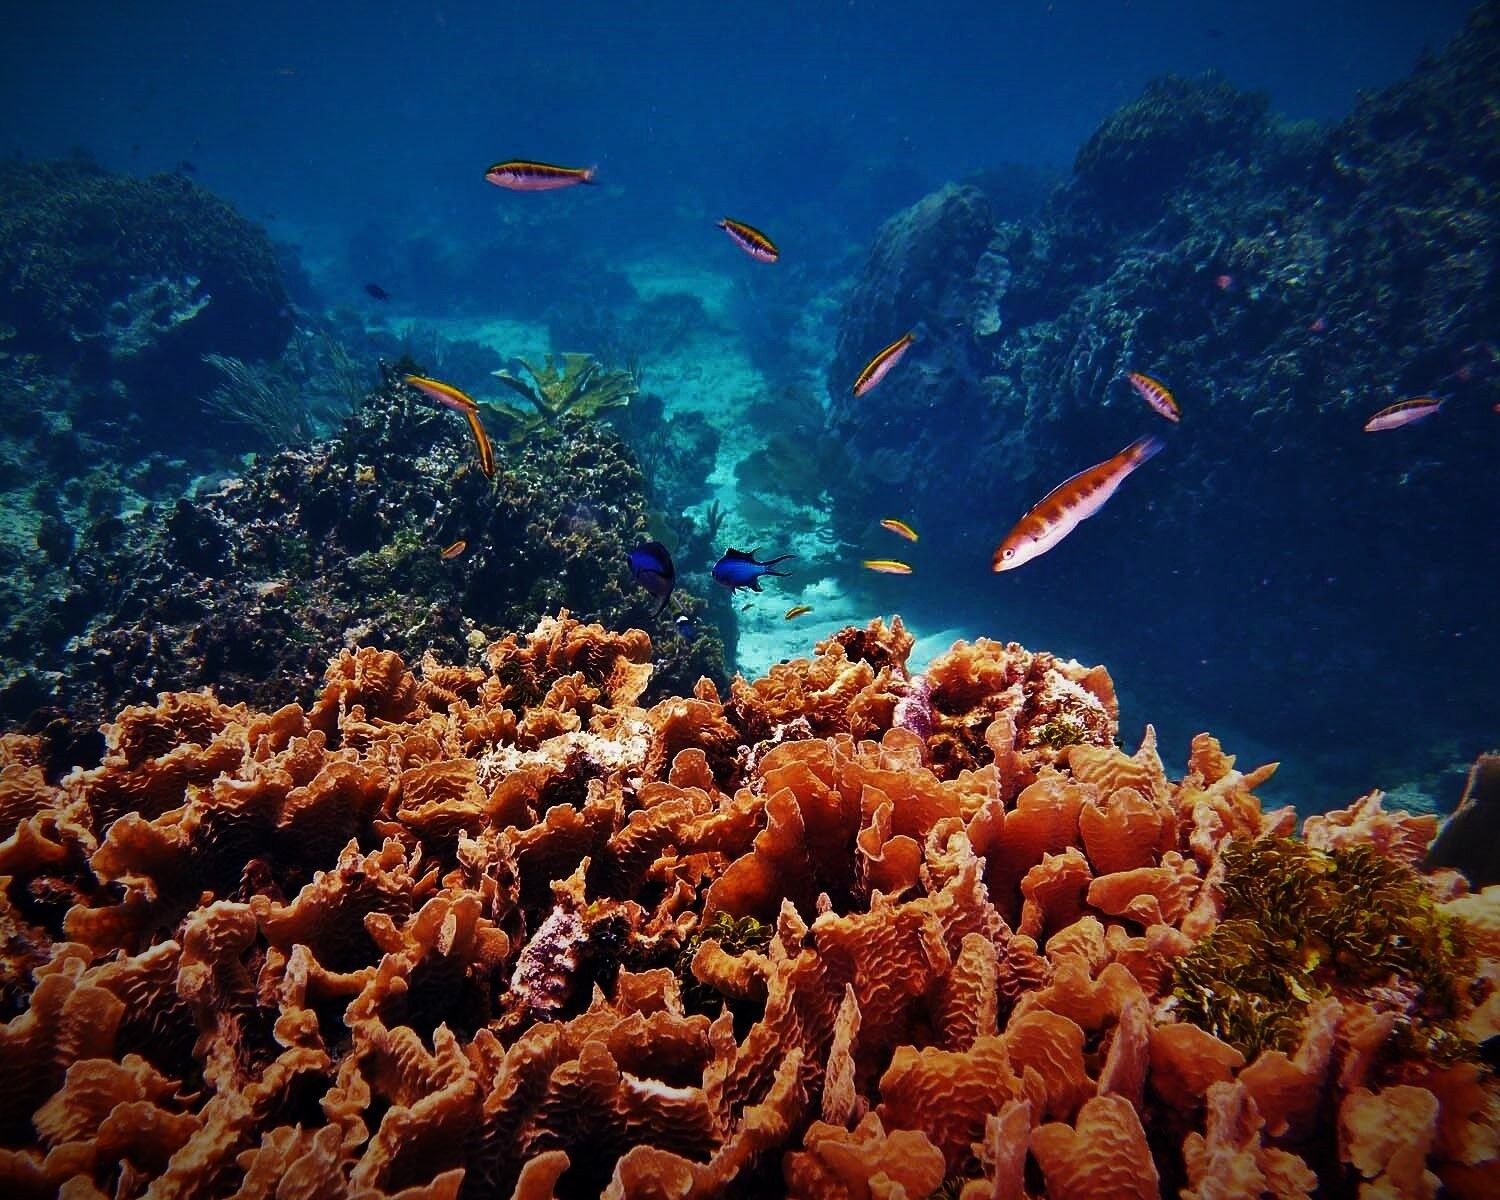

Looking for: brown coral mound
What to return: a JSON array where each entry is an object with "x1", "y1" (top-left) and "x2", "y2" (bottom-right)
[{"x1": 0, "y1": 612, "x2": 1495, "y2": 1199}]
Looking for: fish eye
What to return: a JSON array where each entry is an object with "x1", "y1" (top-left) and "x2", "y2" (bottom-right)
[{"x1": 1002, "y1": 547, "x2": 1015, "y2": 559}]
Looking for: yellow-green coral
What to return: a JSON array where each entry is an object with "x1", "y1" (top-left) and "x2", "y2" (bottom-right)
[
  {"x1": 1172, "y1": 838, "x2": 1475, "y2": 1063},
  {"x1": 675, "y1": 910, "x2": 773, "y2": 1015},
  {"x1": 489, "y1": 352, "x2": 637, "y2": 443}
]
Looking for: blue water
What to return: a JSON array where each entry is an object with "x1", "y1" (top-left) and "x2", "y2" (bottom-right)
[{"x1": 1, "y1": 1, "x2": 1491, "y2": 813}]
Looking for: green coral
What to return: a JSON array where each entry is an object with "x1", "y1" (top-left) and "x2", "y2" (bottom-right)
[
  {"x1": 1031, "y1": 715, "x2": 1090, "y2": 750},
  {"x1": 675, "y1": 911, "x2": 773, "y2": 1016},
  {"x1": 489, "y1": 353, "x2": 637, "y2": 443},
  {"x1": 1172, "y1": 838, "x2": 1476, "y2": 1064}
]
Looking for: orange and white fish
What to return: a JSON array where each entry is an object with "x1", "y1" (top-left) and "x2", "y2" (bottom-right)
[
  {"x1": 853, "y1": 332, "x2": 915, "y2": 396},
  {"x1": 992, "y1": 436, "x2": 1164, "y2": 572},
  {"x1": 440, "y1": 539, "x2": 468, "y2": 560},
  {"x1": 462, "y1": 407, "x2": 496, "y2": 479},
  {"x1": 784, "y1": 604, "x2": 814, "y2": 620},
  {"x1": 717, "y1": 217, "x2": 779, "y2": 263},
  {"x1": 484, "y1": 160, "x2": 597, "y2": 191},
  {"x1": 404, "y1": 374, "x2": 478, "y2": 413},
  {"x1": 863, "y1": 559, "x2": 913, "y2": 575},
  {"x1": 1125, "y1": 372, "x2": 1180, "y2": 423},
  {"x1": 1363, "y1": 396, "x2": 1443, "y2": 432},
  {"x1": 879, "y1": 518, "x2": 919, "y2": 542}
]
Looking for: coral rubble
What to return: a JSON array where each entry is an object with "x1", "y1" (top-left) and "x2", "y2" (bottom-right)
[{"x1": 0, "y1": 613, "x2": 1494, "y2": 1197}]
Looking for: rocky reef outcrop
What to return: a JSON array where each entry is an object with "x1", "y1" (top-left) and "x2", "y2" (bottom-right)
[
  {"x1": 0, "y1": 612, "x2": 1494, "y2": 1197},
  {"x1": 826, "y1": 2, "x2": 1500, "y2": 796},
  {"x1": 0, "y1": 159, "x2": 294, "y2": 441},
  {"x1": 0, "y1": 379, "x2": 726, "y2": 771}
]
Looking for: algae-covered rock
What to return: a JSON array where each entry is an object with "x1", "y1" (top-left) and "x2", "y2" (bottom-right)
[
  {"x1": 0, "y1": 373, "x2": 727, "y2": 766},
  {"x1": 0, "y1": 159, "x2": 293, "y2": 436},
  {"x1": 822, "y1": 6, "x2": 1500, "y2": 798}
]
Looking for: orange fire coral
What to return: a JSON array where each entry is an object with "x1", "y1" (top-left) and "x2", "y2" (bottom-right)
[{"x1": 0, "y1": 612, "x2": 1494, "y2": 1199}]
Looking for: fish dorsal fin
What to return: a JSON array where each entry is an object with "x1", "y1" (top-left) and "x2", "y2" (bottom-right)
[
  {"x1": 724, "y1": 547, "x2": 758, "y2": 562},
  {"x1": 641, "y1": 540, "x2": 671, "y2": 560}
]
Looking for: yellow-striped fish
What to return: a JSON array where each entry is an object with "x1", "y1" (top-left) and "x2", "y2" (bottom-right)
[
  {"x1": 440, "y1": 539, "x2": 468, "y2": 560},
  {"x1": 879, "y1": 518, "x2": 919, "y2": 542},
  {"x1": 1363, "y1": 396, "x2": 1443, "y2": 432},
  {"x1": 863, "y1": 559, "x2": 913, "y2": 575},
  {"x1": 717, "y1": 217, "x2": 779, "y2": 263},
  {"x1": 784, "y1": 604, "x2": 813, "y2": 620},
  {"x1": 853, "y1": 333, "x2": 915, "y2": 397},
  {"x1": 462, "y1": 407, "x2": 495, "y2": 479},
  {"x1": 484, "y1": 160, "x2": 597, "y2": 191},
  {"x1": 404, "y1": 374, "x2": 478, "y2": 413},
  {"x1": 1125, "y1": 371, "x2": 1180, "y2": 423}
]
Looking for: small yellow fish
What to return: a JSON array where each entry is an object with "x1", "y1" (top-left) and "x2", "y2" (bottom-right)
[
  {"x1": 853, "y1": 332, "x2": 915, "y2": 396},
  {"x1": 879, "y1": 518, "x2": 919, "y2": 542},
  {"x1": 863, "y1": 559, "x2": 913, "y2": 575},
  {"x1": 462, "y1": 407, "x2": 496, "y2": 479},
  {"x1": 404, "y1": 374, "x2": 478, "y2": 413},
  {"x1": 440, "y1": 539, "x2": 468, "y2": 560},
  {"x1": 717, "y1": 217, "x2": 779, "y2": 262},
  {"x1": 1125, "y1": 371, "x2": 1180, "y2": 423},
  {"x1": 784, "y1": 604, "x2": 813, "y2": 620}
]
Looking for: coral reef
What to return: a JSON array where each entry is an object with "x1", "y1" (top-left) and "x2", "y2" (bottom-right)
[
  {"x1": 490, "y1": 354, "x2": 640, "y2": 445},
  {"x1": 0, "y1": 159, "x2": 293, "y2": 439},
  {"x1": 0, "y1": 613, "x2": 1494, "y2": 1198},
  {"x1": 823, "y1": 5, "x2": 1500, "y2": 798},
  {"x1": 0, "y1": 376, "x2": 726, "y2": 770}
]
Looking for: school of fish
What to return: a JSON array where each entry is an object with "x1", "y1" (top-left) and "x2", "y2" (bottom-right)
[{"x1": 399, "y1": 155, "x2": 1465, "y2": 636}]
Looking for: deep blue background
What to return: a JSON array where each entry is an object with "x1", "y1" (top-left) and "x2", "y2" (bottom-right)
[{"x1": 1, "y1": 1, "x2": 1474, "y2": 252}]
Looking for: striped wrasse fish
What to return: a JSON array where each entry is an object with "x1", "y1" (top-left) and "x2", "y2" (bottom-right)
[
  {"x1": 1125, "y1": 371, "x2": 1180, "y2": 423},
  {"x1": 717, "y1": 217, "x2": 779, "y2": 263},
  {"x1": 1363, "y1": 396, "x2": 1443, "y2": 432},
  {"x1": 484, "y1": 160, "x2": 597, "y2": 191},
  {"x1": 993, "y1": 436, "x2": 1163, "y2": 572},
  {"x1": 853, "y1": 332, "x2": 915, "y2": 396}
]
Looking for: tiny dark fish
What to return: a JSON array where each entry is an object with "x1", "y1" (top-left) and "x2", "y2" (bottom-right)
[
  {"x1": 628, "y1": 541, "x2": 676, "y2": 617},
  {"x1": 176, "y1": 159, "x2": 197, "y2": 175},
  {"x1": 712, "y1": 547, "x2": 794, "y2": 593},
  {"x1": 364, "y1": 282, "x2": 391, "y2": 301}
]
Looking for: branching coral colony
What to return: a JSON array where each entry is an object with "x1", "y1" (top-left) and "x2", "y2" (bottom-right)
[{"x1": 0, "y1": 611, "x2": 1495, "y2": 1199}]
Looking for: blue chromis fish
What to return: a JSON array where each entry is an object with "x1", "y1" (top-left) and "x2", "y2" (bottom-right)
[
  {"x1": 674, "y1": 612, "x2": 696, "y2": 640},
  {"x1": 627, "y1": 541, "x2": 676, "y2": 616},
  {"x1": 712, "y1": 547, "x2": 793, "y2": 592}
]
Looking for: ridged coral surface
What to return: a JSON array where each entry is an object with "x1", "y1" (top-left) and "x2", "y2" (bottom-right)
[{"x1": 0, "y1": 612, "x2": 1494, "y2": 1198}]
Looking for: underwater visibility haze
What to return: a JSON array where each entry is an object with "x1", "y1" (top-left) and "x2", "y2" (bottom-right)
[{"x1": 0, "y1": 2, "x2": 1497, "y2": 1197}]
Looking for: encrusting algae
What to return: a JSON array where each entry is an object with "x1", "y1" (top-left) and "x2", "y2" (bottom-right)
[{"x1": 0, "y1": 611, "x2": 1495, "y2": 1199}]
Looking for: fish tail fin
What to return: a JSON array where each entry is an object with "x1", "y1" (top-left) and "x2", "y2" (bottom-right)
[
  {"x1": 761, "y1": 553, "x2": 796, "y2": 567},
  {"x1": 1128, "y1": 435, "x2": 1166, "y2": 466},
  {"x1": 583, "y1": 164, "x2": 599, "y2": 184},
  {"x1": 767, "y1": 568, "x2": 793, "y2": 578}
]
